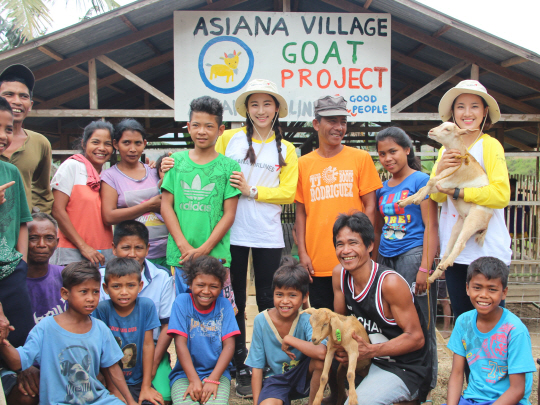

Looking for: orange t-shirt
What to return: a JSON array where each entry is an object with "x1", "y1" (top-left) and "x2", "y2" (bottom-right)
[{"x1": 295, "y1": 146, "x2": 382, "y2": 277}]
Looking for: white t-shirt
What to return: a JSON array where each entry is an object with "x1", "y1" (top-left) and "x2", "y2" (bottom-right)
[{"x1": 439, "y1": 139, "x2": 512, "y2": 265}]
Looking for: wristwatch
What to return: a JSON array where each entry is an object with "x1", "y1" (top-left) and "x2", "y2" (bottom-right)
[
  {"x1": 248, "y1": 186, "x2": 258, "y2": 200},
  {"x1": 453, "y1": 188, "x2": 460, "y2": 200}
]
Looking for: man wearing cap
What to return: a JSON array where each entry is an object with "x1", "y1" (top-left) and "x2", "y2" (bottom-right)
[
  {"x1": 0, "y1": 64, "x2": 54, "y2": 214},
  {"x1": 295, "y1": 95, "x2": 382, "y2": 310}
]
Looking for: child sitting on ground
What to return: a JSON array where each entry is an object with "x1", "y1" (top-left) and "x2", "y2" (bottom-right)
[
  {"x1": 445, "y1": 256, "x2": 536, "y2": 405},
  {"x1": 99, "y1": 220, "x2": 175, "y2": 404},
  {"x1": 246, "y1": 256, "x2": 325, "y2": 405},
  {"x1": 93, "y1": 258, "x2": 163, "y2": 405},
  {"x1": 168, "y1": 255, "x2": 240, "y2": 405},
  {"x1": 0, "y1": 261, "x2": 138, "y2": 405}
]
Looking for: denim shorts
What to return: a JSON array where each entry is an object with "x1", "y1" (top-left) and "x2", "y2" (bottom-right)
[{"x1": 258, "y1": 357, "x2": 311, "y2": 405}]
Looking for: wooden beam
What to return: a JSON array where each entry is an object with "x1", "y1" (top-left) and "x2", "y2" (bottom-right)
[
  {"x1": 503, "y1": 136, "x2": 534, "y2": 151},
  {"x1": 391, "y1": 50, "x2": 540, "y2": 115},
  {"x1": 470, "y1": 64, "x2": 479, "y2": 80},
  {"x1": 363, "y1": 0, "x2": 372, "y2": 9},
  {"x1": 37, "y1": 46, "x2": 125, "y2": 95},
  {"x1": 500, "y1": 56, "x2": 528, "y2": 68},
  {"x1": 392, "y1": 61, "x2": 470, "y2": 113},
  {"x1": 88, "y1": 59, "x2": 98, "y2": 109},
  {"x1": 96, "y1": 55, "x2": 174, "y2": 108},
  {"x1": 392, "y1": 113, "x2": 540, "y2": 122},
  {"x1": 283, "y1": 0, "x2": 291, "y2": 12},
  {"x1": 199, "y1": 0, "x2": 249, "y2": 10},
  {"x1": 495, "y1": 127, "x2": 504, "y2": 147},
  {"x1": 35, "y1": 51, "x2": 173, "y2": 109},
  {"x1": 517, "y1": 93, "x2": 540, "y2": 102},
  {"x1": 28, "y1": 109, "x2": 174, "y2": 118},
  {"x1": 323, "y1": 0, "x2": 540, "y2": 91},
  {"x1": 33, "y1": 19, "x2": 173, "y2": 81}
]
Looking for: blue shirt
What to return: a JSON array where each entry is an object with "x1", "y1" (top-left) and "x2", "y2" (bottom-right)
[
  {"x1": 92, "y1": 297, "x2": 160, "y2": 385},
  {"x1": 376, "y1": 171, "x2": 429, "y2": 257},
  {"x1": 100, "y1": 259, "x2": 175, "y2": 340},
  {"x1": 16, "y1": 316, "x2": 124, "y2": 405},
  {"x1": 447, "y1": 308, "x2": 536, "y2": 404},
  {"x1": 167, "y1": 294, "x2": 239, "y2": 385},
  {"x1": 246, "y1": 311, "x2": 326, "y2": 377}
]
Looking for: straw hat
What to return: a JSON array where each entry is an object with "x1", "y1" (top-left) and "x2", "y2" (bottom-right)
[
  {"x1": 438, "y1": 80, "x2": 500, "y2": 124},
  {"x1": 235, "y1": 79, "x2": 288, "y2": 118}
]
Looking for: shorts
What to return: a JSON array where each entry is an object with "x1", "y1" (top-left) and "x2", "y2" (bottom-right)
[
  {"x1": 171, "y1": 375, "x2": 230, "y2": 404},
  {"x1": 0, "y1": 368, "x2": 17, "y2": 397},
  {"x1": 152, "y1": 353, "x2": 172, "y2": 401},
  {"x1": 258, "y1": 357, "x2": 311, "y2": 405},
  {"x1": 437, "y1": 279, "x2": 448, "y2": 299},
  {"x1": 128, "y1": 381, "x2": 157, "y2": 405}
]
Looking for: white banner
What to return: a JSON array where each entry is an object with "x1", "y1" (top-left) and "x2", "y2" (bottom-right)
[{"x1": 174, "y1": 11, "x2": 391, "y2": 122}]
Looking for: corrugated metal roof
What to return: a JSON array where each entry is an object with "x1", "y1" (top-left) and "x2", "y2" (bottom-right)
[{"x1": 1, "y1": 0, "x2": 539, "y2": 151}]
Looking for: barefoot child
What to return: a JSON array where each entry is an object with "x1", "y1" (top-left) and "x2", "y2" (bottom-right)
[
  {"x1": 168, "y1": 255, "x2": 240, "y2": 404},
  {"x1": 445, "y1": 257, "x2": 536, "y2": 405},
  {"x1": 246, "y1": 257, "x2": 326, "y2": 405},
  {"x1": 93, "y1": 258, "x2": 163, "y2": 405},
  {"x1": 0, "y1": 261, "x2": 138, "y2": 405}
]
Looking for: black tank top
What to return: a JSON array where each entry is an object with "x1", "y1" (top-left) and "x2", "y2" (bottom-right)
[{"x1": 340, "y1": 261, "x2": 432, "y2": 397}]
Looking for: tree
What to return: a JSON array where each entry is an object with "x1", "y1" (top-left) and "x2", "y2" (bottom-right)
[{"x1": 0, "y1": 0, "x2": 119, "y2": 46}]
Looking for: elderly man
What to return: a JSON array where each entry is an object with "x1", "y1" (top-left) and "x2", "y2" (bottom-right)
[
  {"x1": 295, "y1": 95, "x2": 382, "y2": 310},
  {"x1": 0, "y1": 64, "x2": 54, "y2": 214}
]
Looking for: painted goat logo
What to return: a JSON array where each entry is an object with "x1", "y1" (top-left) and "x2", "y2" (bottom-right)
[{"x1": 206, "y1": 50, "x2": 242, "y2": 83}]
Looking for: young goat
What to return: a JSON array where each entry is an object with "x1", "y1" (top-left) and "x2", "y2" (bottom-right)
[
  {"x1": 397, "y1": 122, "x2": 493, "y2": 282},
  {"x1": 303, "y1": 308, "x2": 370, "y2": 405}
]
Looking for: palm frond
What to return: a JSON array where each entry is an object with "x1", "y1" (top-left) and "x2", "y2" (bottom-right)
[
  {"x1": 0, "y1": 0, "x2": 52, "y2": 40},
  {"x1": 0, "y1": 15, "x2": 28, "y2": 51}
]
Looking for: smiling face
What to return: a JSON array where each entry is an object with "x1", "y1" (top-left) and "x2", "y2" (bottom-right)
[
  {"x1": 0, "y1": 81, "x2": 33, "y2": 124},
  {"x1": 335, "y1": 226, "x2": 373, "y2": 273},
  {"x1": 28, "y1": 220, "x2": 58, "y2": 266},
  {"x1": 313, "y1": 115, "x2": 347, "y2": 148},
  {"x1": 466, "y1": 273, "x2": 508, "y2": 316},
  {"x1": 83, "y1": 129, "x2": 113, "y2": 172},
  {"x1": 273, "y1": 286, "x2": 307, "y2": 319},
  {"x1": 247, "y1": 93, "x2": 279, "y2": 133},
  {"x1": 104, "y1": 273, "x2": 143, "y2": 311},
  {"x1": 113, "y1": 130, "x2": 146, "y2": 165},
  {"x1": 377, "y1": 138, "x2": 410, "y2": 175},
  {"x1": 112, "y1": 235, "x2": 149, "y2": 269},
  {"x1": 61, "y1": 279, "x2": 101, "y2": 316},
  {"x1": 0, "y1": 110, "x2": 13, "y2": 155},
  {"x1": 190, "y1": 273, "x2": 222, "y2": 311},
  {"x1": 187, "y1": 111, "x2": 225, "y2": 150},
  {"x1": 452, "y1": 93, "x2": 488, "y2": 131}
]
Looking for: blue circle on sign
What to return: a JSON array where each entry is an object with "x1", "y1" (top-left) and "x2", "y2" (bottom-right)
[{"x1": 198, "y1": 36, "x2": 254, "y2": 94}]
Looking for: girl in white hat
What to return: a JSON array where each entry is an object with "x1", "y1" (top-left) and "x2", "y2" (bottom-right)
[
  {"x1": 215, "y1": 79, "x2": 298, "y2": 397},
  {"x1": 431, "y1": 80, "x2": 511, "y2": 320}
]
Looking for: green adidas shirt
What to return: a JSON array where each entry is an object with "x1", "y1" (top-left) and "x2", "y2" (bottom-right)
[{"x1": 161, "y1": 151, "x2": 241, "y2": 267}]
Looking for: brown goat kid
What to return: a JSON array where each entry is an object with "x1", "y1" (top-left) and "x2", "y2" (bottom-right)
[
  {"x1": 303, "y1": 308, "x2": 370, "y2": 405},
  {"x1": 397, "y1": 122, "x2": 493, "y2": 282}
]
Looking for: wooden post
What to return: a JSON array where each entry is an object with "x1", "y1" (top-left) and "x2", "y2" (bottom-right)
[
  {"x1": 495, "y1": 127, "x2": 504, "y2": 146},
  {"x1": 144, "y1": 93, "x2": 150, "y2": 128},
  {"x1": 470, "y1": 64, "x2": 479, "y2": 80},
  {"x1": 88, "y1": 58, "x2": 98, "y2": 109},
  {"x1": 283, "y1": 0, "x2": 291, "y2": 12}
]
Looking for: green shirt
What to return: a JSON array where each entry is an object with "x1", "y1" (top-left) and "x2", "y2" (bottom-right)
[
  {"x1": 0, "y1": 161, "x2": 32, "y2": 279},
  {"x1": 161, "y1": 151, "x2": 241, "y2": 267}
]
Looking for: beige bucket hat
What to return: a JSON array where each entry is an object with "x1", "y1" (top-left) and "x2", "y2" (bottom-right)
[
  {"x1": 438, "y1": 80, "x2": 500, "y2": 124},
  {"x1": 235, "y1": 79, "x2": 288, "y2": 118}
]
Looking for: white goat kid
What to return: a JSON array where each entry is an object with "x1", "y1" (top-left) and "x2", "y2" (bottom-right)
[{"x1": 397, "y1": 122, "x2": 493, "y2": 282}]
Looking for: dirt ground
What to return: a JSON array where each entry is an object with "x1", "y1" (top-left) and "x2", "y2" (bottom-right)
[{"x1": 170, "y1": 302, "x2": 540, "y2": 405}]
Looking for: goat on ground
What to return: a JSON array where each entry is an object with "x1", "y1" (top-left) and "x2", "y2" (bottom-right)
[
  {"x1": 397, "y1": 122, "x2": 493, "y2": 282},
  {"x1": 303, "y1": 307, "x2": 370, "y2": 405}
]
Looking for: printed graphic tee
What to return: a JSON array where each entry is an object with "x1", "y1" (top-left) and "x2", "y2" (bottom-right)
[
  {"x1": 26, "y1": 264, "x2": 66, "y2": 324},
  {"x1": 17, "y1": 316, "x2": 124, "y2": 405},
  {"x1": 448, "y1": 308, "x2": 536, "y2": 404},
  {"x1": 101, "y1": 164, "x2": 168, "y2": 259},
  {"x1": 296, "y1": 146, "x2": 382, "y2": 277},
  {"x1": 376, "y1": 171, "x2": 429, "y2": 257},
  {"x1": 161, "y1": 151, "x2": 241, "y2": 266},
  {"x1": 93, "y1": 297, "x2": 160, "y2": 385},
  {"x1": 0, "y1": 161, "x2": 32, "y2": 279},
  {"x1": 167, "y1": 294, "x2": 240, "y2": 385}
]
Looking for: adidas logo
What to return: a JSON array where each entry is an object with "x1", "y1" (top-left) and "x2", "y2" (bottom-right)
[{"x1": 181, "y1": 175, "x2": 215, "y2": 201}]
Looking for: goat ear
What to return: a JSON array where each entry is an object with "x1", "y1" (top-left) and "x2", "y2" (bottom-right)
[
  {"x1": 302, "y1": 308, "x2": 317, "y2": 315},
  {"x1": 457, "y1": 128, "x2": 470, "y2": 136},
  {"x1": 330, "y1": 316, "x2": 343, "y2": 332}
]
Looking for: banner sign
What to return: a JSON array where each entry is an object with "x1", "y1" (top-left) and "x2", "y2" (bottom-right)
[{"x1": 174, "y1": 11, "x2": 391, "y2": 122}]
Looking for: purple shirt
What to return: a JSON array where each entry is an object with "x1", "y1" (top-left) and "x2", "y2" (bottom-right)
[
  {"x1": 26, "y1": 264, "x2": 66, "y2": 325},
  {"x1": 101, "y1": 164, "x2": 168, "y2": 259}
]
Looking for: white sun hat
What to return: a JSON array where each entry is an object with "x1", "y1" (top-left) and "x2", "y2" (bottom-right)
[
  {"x1": 438, "y1": 80, "x2": 500, "y2": 124},
  {"x1": 235, "y1": 79, "x2": 288, "y2": 118}
]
